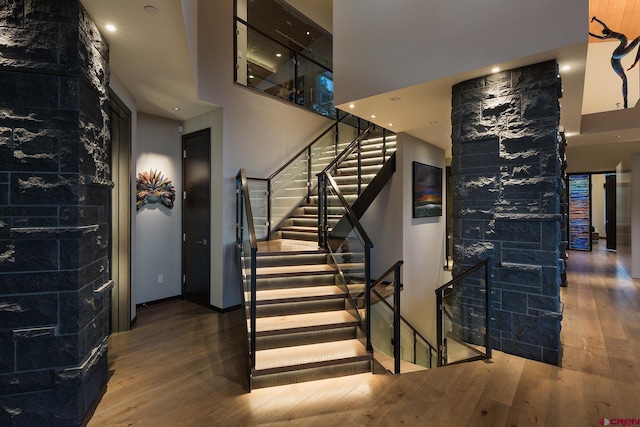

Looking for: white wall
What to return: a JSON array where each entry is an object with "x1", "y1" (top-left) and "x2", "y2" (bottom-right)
[
  {"x1": 361, "y1": 133, "x2": 446, "y2": 346},
  {"x1": 134, "y1": 113, "x2": 183, "y2": 304},
  {"x1": 333, "y1": 0, "x2": 587, "y2": 104},
  {"x1": 195, "y1": 0, "x2": 335, "y2": 309}
]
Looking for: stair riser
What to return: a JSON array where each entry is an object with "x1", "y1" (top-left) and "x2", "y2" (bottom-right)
[
  {"x1": 255, "y1": 273, "x2": 336, "y2": 290},
  {"x1": 256, "y1": 298, "x2": 346, "y2": 317},
  {"x1": 254, "y1": 253, "x2": 328, "y2": 268},
  {"x1": 255, "y1": 327, "x2": 357, "y2": 351},
  {"x1": 251, "y1": 359, "x2": 371, "y2": 389},
  {"x1": 280, "y1": 230, "x2": 317, "y2": 241}
]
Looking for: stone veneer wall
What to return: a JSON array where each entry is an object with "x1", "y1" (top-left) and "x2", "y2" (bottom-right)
[
  {"x1": 450, "y1": 60, "x2": 566, "y2": 365},
  {"x1": 0, "y1": 1, "x2": 112, "y2": 425}
]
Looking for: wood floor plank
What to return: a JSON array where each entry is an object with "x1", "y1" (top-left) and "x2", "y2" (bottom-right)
[{"x1": 85, "y1": 244, "x2": 640, "y2": 427}]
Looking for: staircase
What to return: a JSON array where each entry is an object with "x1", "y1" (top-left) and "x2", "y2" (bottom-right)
[
  {"x1": 248, "y1": 242, "x2": 369, "y2": 388},
  {"x1": 276, "y1": 135, "x2": 397, "y2": 242},
  {"x1": 239, "y1": 127, "x2": 398, "y2": 389}
]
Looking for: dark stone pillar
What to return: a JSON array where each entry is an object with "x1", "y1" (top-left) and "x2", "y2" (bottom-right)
[
  {"x1": 0, "y1": 1, "x2": 112, "y2": 425},
  {"x1": 451, "y1": 60, "x2": 566, "y2": 365}
]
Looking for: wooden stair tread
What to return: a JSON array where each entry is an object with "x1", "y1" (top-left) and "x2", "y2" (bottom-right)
[
  {"x1": 255, "y1": 262, "x2": 363, "y2": 277},
  {"x1": 253, "y1": 339, "x2": 369, "y2": 373},
  {"x1": 255, "y1": 286, "x2": 345, "y2": 303},
  {"x1": 253, "y1": 310, "x2": 359, "y2": 334},
  {"x1": 256, "y1": 239, "x2": 321, "y2": 254}
]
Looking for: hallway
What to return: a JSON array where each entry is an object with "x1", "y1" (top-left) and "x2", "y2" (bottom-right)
[{"x1": 85, "y1": 243, "x2": 640, "y2": 426}]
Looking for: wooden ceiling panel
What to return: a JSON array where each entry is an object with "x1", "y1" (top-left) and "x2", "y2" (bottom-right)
[{"x1": 589, "y1": 0, "x2": 640, "y2": 43}]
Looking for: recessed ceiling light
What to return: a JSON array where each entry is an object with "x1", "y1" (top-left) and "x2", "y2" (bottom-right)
[
  {"x1": 248, "y1": 74, "x2": 254, "y2": 79},
  {"x1": 371, "y1": 114, "x2": 376, "y2": 119},
  {"x1": 561, "y1": 65, "x2": 571, "y2": 72},
  {"x1": 306, "y1": 31, "x2": 310, "y2": 36},
  {"x1": 276, "y1": 53, "x2": 282, "y2": 57},
  {"x1": 390, "y1": 96, "x2": 401, "y2": 101},
  {"x1": 349, "y1": 103, "x2": 355, "y2": 109},
  {"x1": 144, "y1": 5, "x2": 159, "y2": 14},
  {"x1": 491, "y1": 67, "x2": 500, "y2": 73},
  {"x1": 173, "y1": 107, "x2": 181, "y2": 111},
  {"x1": 388, "y1": 123, "x2": 393, "y2": 127},
  {"x1": 429, "y1": 120, "x2": 438, "y2": 125},
  {"x1": 105, "y1": 24, "x2": 116, "y2": 32}
]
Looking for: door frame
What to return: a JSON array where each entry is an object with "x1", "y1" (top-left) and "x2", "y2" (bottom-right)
[
  {"x1": 181, "y1": 128, "x2": 212, "y2": 307},
  {"x1": 109, "y1": 89, "x2": 132, "y2": 331}
]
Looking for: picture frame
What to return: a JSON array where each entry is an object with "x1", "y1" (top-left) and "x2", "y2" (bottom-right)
[{"x1": 412, "y1": 161, "x2": 442, "y2": 218}]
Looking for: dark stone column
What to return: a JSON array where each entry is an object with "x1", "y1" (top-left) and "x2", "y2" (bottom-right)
[
  {"x1": 0, "y1": 1, "x2": 112, "y2": 425},
  {"x1": 450, "y1": 60, "x2": 566, "y2": 365}
]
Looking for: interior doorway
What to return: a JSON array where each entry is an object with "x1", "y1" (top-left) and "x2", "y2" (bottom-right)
[
  {"x1": 605, "y1": 174, "x2": 617, "y2": 250},
  {"x1": 182, "y1": 129, "x2": 212, "y2": 308},
  {"x1": 109, "y1": 90, "x2": 132, "y2": 331}
]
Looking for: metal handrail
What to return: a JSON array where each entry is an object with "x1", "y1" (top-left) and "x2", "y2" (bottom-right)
[
  {"x1": 436, "y1": 257, "x2": 492, "y2": 367},
  {"x1": 370, "y1": 281, "x2": 437, "y2": 359},
  {"x1": 236, "y1": 169, "x2": 258, "y2": 370},
  {"x1": 321, "y1": 171, "x2": 373, "y2": 248},
  {"x1": 237, "y1": 170, "x2": 257, "y2": 250},
  {"x1": 320, "y1": 124, "x2": 375, "y2": 175},
  {"x1": 266, "y1": 111, "x2": 352, "y2": 181}
]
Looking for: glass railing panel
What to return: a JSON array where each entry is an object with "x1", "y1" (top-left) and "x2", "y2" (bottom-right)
[
  {"x1": 324, "y1": 184, "x2": 369, "y2": 346},
  {"x1": 437, "y1": 259, "x2": 491, "y2": 366},
  {"x1": 246, "y1": 0, "x2": 332, "y2": 69},
  {"x1": 270, "y1": 152, "x2": 308, "y2": 230},
  {"x1": 247, "y1": 178, "x2": 268, "y2": 240},
  {"x1": 414, "y1": 334, "x2": 434, "y2": 368},
  {"x1": 370, "y1": 296, "x2": 394, "y2": 368},
  {"x1": 296, "y1": 56, "x2": 334, "y2": 117},
  {"x1": 240, "y1": 27, "x2": 296, "y2": 101}
]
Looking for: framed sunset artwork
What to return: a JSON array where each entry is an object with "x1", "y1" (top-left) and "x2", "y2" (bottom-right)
[{"x1": 412, "y1": 161, "x2": 442, "y2": 218}]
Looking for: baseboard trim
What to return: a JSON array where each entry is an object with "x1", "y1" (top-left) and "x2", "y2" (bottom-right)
[
  {"x1": 210, "y1": 304, "x2": 241, "y2": 313},
  {"x1": 136, "y1": 295, "x2": 181, "y2": 309}
]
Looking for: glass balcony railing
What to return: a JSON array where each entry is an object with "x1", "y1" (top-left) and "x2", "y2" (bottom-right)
[{"x1": 235, "y1": 0, "x2": 335, "y2": 118}]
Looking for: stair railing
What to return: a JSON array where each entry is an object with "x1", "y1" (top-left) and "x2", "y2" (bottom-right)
[
  {"x1": 435, "y1": 257, "x2": 492, "y2": 367},
  {"x1": 320, "y1": 173, "x2": 374, "y2": 353},
  {"x1": 235, "y1": 169, "x2": 258, "y2": 379},
  {"x1": 247, "y1": 111, "x2": 370, "y2": 239},
  {"x1": 369, "y1": 264, "x2": 438, "y2": 373}
]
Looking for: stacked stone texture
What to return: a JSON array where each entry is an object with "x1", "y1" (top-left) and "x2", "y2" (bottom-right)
[
  {"x1": 450, "y1": 60, "x2": 564, "y2": 365},
  {"x1": 0, "y1": 1, "x2": 112, "y2": 425}
]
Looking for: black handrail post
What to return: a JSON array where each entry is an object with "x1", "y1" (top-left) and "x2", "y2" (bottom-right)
[
  {"x1": 250, "y1": 246, "x2": 257, "y2": 367},
  {"x1": 436, "y1": 289, "x2": 443, "y2": 367},
  {"x1": 413, "y1": 330, "x2": 417, "y2": 365},
  {"x1": 306, "y1": 146, "x2": 311, "y2": 204},
  {"x1": 267, "y1": 180, "x2": 272, "y2": 239},
  {"x1": 485, "y1": 260, "x2": 492, "y2": 359},
  {"x1": 393, "y1": 263, "x2": 401, "y2": 374},
  {"x1": 317, "y1": 174, "x2": 325, "y2": 249},
  {"x1": 365, "y1": 246, "x2": 372, "y2": 353}
]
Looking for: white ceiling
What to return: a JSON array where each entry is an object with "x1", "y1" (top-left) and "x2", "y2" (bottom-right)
[{"x1": 81, "y1": 0, "x2": 640, "y2": 173}]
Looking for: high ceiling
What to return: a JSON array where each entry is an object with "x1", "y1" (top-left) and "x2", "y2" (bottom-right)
[{"x1": 80, "y1": 0, "x2": 640, "y2": 174}]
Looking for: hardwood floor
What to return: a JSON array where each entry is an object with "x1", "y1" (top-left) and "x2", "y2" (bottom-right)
[{"x1": 85, "y1": 243, "x2": 640, "y2": 426}]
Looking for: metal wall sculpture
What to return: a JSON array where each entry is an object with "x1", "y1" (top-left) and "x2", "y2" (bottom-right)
[
  {"x1": 589, "y1": 16, "x2": 640, "y2": 108},
  {"x1": 136, "y1": 169, "x2": 176, "y2": 210}
]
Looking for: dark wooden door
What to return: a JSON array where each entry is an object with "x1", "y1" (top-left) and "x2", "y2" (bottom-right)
[
  {"x1": 182, "y1": 129, "x2": 211, "y2": 307},
  {"x1": 605, "y1": 174, "x2": 616, "y2": 251}
]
